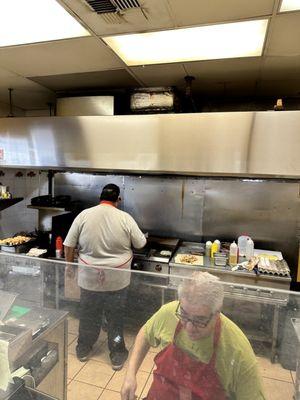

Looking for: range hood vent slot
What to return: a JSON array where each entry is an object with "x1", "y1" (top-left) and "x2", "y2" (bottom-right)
[{"x1": 85, "y1": 0, "x2": 141, "y2": 14}]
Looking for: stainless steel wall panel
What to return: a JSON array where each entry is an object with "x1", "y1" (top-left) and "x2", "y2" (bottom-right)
[
  {"x1": 202, "y1": 179, "x2": 300, "y2": 276},
  {"x1": 44, "y1": 172, "x2": 300, "y2": 278},
  {"x1": 123, "y1": 176, "x2": 204, "y2": 239},
  {"x1": 1, "y1": 111, "x2": 300, "y2": 177},
  {"x1": 248, "y1": 112, "x2": 300, "y2": 176},
  {"x1": 55, "y1": 173, "x2": 124, "y2": 209}
]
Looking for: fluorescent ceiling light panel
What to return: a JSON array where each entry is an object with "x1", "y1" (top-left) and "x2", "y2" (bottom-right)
[
  {"x1": 280, "y1": 0, "x2": 300, "y2": 12},
  {"x1": 103, "y1": 19, "x2": 268, "y2": 66},
  {"x1": 0, "y1": 0, "x2": 90, "y2": 47}
]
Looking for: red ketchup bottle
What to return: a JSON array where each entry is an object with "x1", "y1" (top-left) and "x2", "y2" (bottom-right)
[{"x1": 55, "y1": 236, "x2": 63, "y2": 258}]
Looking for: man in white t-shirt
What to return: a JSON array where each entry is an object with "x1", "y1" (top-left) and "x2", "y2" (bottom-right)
[{"x1": 64, "y1": 183, "x2": 146, "y2": 370}]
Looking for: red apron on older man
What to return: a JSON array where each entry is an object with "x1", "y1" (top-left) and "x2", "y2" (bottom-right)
[{"x1": 146, "y1": 317, "x2": 228, "y2": 400}]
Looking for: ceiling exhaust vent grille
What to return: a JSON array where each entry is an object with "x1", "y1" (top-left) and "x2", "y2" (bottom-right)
[{"x1": 85, "y1": 0, "x2": 141, "y2": 14}]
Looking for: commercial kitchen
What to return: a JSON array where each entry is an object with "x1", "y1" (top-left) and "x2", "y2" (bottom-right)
[{"x1": 1, "y1": 1, "x2": 300, "y2": 399}]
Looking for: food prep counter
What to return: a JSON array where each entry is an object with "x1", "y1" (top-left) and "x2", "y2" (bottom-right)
[
  {"x1": 169, "y1": 241, "x2": 291, "y2": 290},
  {"x1": 169, "y1": 256, "x2": 291, "y2": 290}
]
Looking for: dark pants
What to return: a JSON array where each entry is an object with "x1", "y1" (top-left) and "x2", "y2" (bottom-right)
[{"x1": 77, "y1": 287, "x2": 128, "y2": 355}]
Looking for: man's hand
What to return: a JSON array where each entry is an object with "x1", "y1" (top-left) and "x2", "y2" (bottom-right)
[
  {"x1": 66, "y1": 264, "x2": 75, "y2": 279},
  {"x1": 121, "y1": 374, "x2": 137, "y2": 400}
]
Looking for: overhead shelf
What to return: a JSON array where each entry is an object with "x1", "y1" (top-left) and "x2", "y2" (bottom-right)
[
  {"x1": 0, "y1": 198, "x2": 23, "y2": 212},
  {"x1": 27, "y1": 205, "x2": 67, "y2": 212}
]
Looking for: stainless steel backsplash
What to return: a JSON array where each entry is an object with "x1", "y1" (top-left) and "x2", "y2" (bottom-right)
[{"x1": 55, "y1": 172, "x2": 300, "y2": 279}]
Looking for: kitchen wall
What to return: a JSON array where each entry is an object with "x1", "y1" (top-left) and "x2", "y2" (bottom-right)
[
  {"x1": 54, "y1": 172, "x2": 300, "y2": 280},
  {"x1": 0, "y1": 169, "x2": 48, "y2": 236},
  {"x1": 0, "y1": 103, "x2": 24, "y2": 117},
  {"x1": 0, "y1": 168, "x2": 299, "y2": 280}
]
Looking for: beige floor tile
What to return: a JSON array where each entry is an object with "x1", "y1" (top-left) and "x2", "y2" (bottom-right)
[
  {"x1": 136, "y1": 371, "x2": 151, "y2": 397},
  {"x1": 139, "y1": 374, "x2": 153, "y2": 399},
  {"x1": 90, "y1": 343, "x2": 111, "y2": 365},
  {"x1": 257, "y1": 357, "x2": 293, "y2": 383},
  {"x1": 68, "y1": 318, "x2": 80, "y2": 335},
  {"x1": 140, "y1": 351, "x2": 155, "y2": 373},
  {"x1": 107, "y1": 369, "x2": 149, "y2": 396},
  {"x1": 67, "y1": 380, "x2": 103, "y2": 400},
  {"x1": 68, "y1": 354, "x2": 86, "y2": 379},
  {"x1": 124, "y1": 332, "x2": 138, "y2": 348},
  {"x1": 68, "y1": 333, "x2": 77, "y2": 346},
  {"x1": 99, "y1": 389, "x2": 120, "y2": 400},
  {"x1": 67, "y1": 379, "x2": 72, "y2": 385},
  {"x1": 75, "y1": 360, "x2": 114, "y2": 388},
  {"x1": 291, "y1": 370, "x2": 296, "y2": 384},
  {"x1": 148, "y1": 346, "x2": 160, "y2": 354},
  {"x1": 106, "y1": 369, "x2": 126, "y2": 392},
  {"x1": 68, "y1": 339, "x2": 77, "y2": 355},
  {"x1": 262, "y1": 377, "x2": 295, "y2": 400}
]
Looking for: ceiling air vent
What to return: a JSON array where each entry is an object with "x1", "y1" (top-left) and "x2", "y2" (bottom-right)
[{"x1": 85, "y1": 0, "x2": 141, "y2": 14}]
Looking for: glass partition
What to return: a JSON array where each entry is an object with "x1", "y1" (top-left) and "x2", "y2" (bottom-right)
[{"x1": 0, "y1": 252, "x2": 299, "y2": 400}]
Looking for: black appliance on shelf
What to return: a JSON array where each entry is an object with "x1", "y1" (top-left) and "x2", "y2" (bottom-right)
[{"x1": 31, "y1": 195, "x2": 71, "y2": 208}]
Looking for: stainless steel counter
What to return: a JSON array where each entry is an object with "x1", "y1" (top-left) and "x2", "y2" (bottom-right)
[{"x1": 169, "y1": 256, "x2": 291, "y2": 291}]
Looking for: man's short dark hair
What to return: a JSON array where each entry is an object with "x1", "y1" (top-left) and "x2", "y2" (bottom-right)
[{"x1": 100, "y1": 183, "x2": 120, "y2": 202}]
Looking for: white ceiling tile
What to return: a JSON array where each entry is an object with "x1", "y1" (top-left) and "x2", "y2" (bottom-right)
[
  {"x1": 261, "y1": 55, "x2": 300, "y2": 79},
  {"x1": 258, "y1": 79, "x2": 300, "y2": 96},
  {"x1": 0, "y1": 66, "x2": 54, "y2": 109},
  {"x1": 131, "y1": 63, "x2": 187, "y2": 87},
  {"x1": 29, "y1": 69, "x2": 139, "y2": 91},
  {"x1": 0, "y1": 37, "x2": 123, "y2": 77},
  {"x1": 168, "y1": 0, "x2": 274, "y2": 26},
  {"x1": 265, "y1": 13, "x2": 300, "y2": 55},
  {"x1": 184, "y1": 58, "x2": 262, "y2": 82},
  {"x1": 62, "y1": 0, "x2": 174, "y2": 36}
]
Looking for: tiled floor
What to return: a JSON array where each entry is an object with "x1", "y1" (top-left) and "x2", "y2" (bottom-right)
[{"x1": 66, "y1": 317, "x2": 297, "y2": 400}]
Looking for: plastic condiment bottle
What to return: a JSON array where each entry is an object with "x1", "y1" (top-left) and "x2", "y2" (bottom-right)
[
  {"x1": 55, "y1": 236, "x2": 63, "y2": 258},
  {"x1": 229, "y1": 241, "x2": 238, "y2": 266},
  {"x1": 210, "y1": 241, "x2": 218, "y2": 259},
  {"x1": 237, "y1": 235, "x2": 249, "y2": 257},
  {"x1": 245, "y1": 238, "x2": 254, "y2": 260},
  {"x1": 205, "y1": 241, "x2": 212, "y2": 257},
  {"x1": 214, "y1": 239, "x2": 221, "y2": 252}
]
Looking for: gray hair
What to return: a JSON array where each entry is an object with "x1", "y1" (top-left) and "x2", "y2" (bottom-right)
[{"x1": 178, "y1": 272, "x2": 224, "y2": 313}]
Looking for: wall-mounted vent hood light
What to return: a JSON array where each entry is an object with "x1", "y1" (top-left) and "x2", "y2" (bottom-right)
[
  {"x1": 0, "y1": 0, "x2": 90, "y2": 47},
  {"x1": 280, "y1": 0, "x2": 300, "y2": 12},
  {"x1": 103, "y1": 19, "x2": 268, "y2": 66}
]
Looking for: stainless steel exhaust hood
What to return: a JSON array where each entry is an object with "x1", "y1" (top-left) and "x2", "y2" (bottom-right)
[{"x1": 0, "y1": 111, "x2": 300, "y2": 178}]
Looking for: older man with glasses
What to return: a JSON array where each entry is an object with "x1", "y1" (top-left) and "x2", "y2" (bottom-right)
[{"x1": 121, "y1": 271, "x2": 266, "y2": 400}]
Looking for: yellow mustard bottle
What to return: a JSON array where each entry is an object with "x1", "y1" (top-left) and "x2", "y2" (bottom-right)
[{"x1": 210, "y1": 242, "x2": 218, "y2": 259}]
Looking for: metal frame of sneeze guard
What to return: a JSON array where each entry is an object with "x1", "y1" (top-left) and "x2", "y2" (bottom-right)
[{"x1": 1, "y1": 252, "x2": 300, "y2": 399}]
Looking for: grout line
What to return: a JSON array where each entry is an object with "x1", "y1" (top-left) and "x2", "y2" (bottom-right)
[
  {"x1": 103, "y1": 369, "x2": 116, "y2": 390},
  {"x1": 262, "y1": 375, "x2": 294, "y2": 384},
  {"x1": 139, "y1": 372, "x2": 152, "y2": 399},
  {"x1": 73, "y1": 378, "x2": 109, "y2": 390},
  {"x1": 290, "y1": 370, "x2": 296, "y2": 385}
]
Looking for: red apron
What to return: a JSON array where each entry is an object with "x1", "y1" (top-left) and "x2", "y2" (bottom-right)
[{"x1": 146, "y1": 316, "x2": 228, "y2": 400}]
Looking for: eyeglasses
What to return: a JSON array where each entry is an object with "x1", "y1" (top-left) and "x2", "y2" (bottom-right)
[{"x1": 175, "y1": 303, "x2": 215, "y2": 328}]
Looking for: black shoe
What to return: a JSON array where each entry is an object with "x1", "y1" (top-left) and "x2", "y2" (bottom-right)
[
  {"x1": 76, "y1": 345, "x2": 92, "y2": 362},
  {"x1": 110, "y1": 349, "x2": 128, "y2": 371}
]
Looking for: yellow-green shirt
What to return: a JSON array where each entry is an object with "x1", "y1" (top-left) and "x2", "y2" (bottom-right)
[{"x1": 144, "y1": 301, "x2": 266, "y2": 400}]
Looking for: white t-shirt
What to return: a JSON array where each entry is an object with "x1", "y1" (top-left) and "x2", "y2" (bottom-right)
[{"x1": 63, "y1": 203, "x2": 146, "y2": 292}]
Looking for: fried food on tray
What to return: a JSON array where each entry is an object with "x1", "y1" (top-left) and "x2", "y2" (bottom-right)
[
  {"x1": 0, "y1": 235, "x2": 31, "y2": 246},
  {"x1": 175, "y1": 254, "x2": 203, "y2": 265}
]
